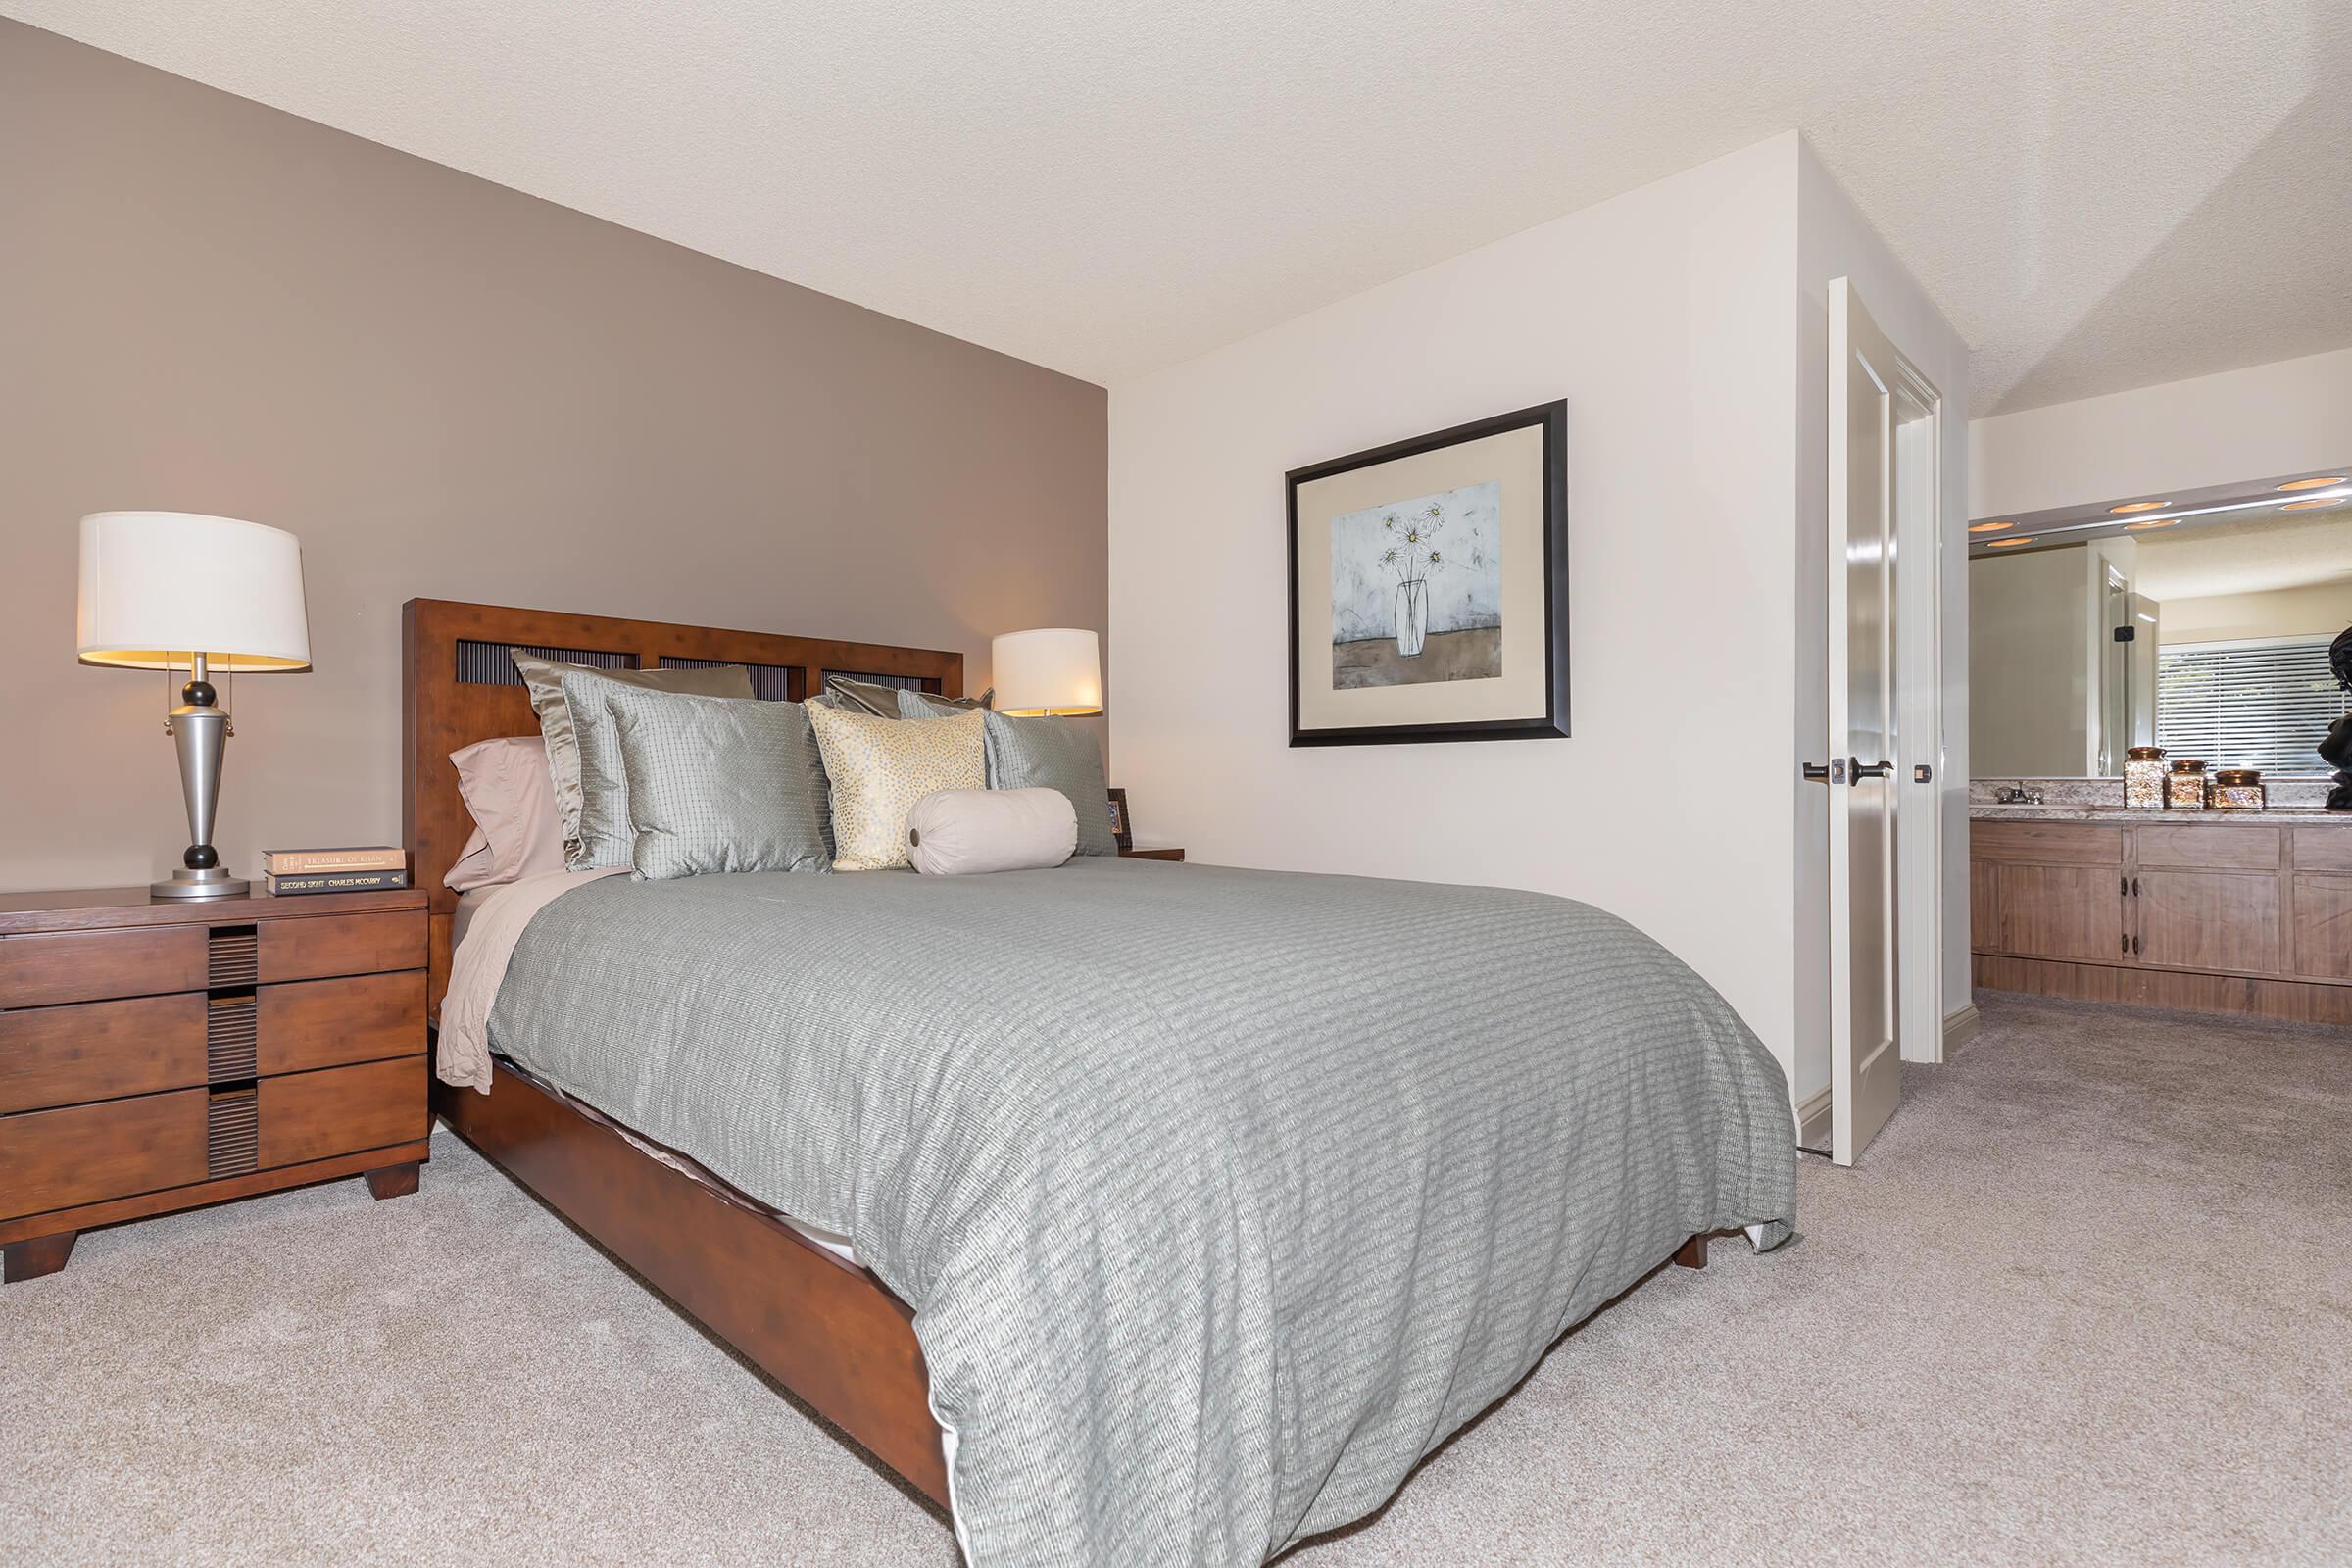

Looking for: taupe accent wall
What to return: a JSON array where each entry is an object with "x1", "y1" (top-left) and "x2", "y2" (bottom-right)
[{"x1": 0, "y1": 20, "x2": 1107, "y2": 893}]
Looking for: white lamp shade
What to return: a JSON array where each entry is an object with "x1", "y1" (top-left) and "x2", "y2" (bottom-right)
[
  {"x1": 77, "y1": 512, "x2": 312, "y2": 671},
  {"x1": 992, "y1": 627, "x2": 1102, "y2": 716}
]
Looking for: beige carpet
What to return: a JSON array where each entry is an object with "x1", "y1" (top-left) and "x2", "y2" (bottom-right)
[{"x1": 5, "y1": 994, "x2": 2347, "y2": 1566}]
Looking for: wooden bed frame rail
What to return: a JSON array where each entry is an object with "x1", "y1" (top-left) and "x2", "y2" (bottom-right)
[{"x1": 440, "y1": 1057, "x2": 951, "y2": 1502}]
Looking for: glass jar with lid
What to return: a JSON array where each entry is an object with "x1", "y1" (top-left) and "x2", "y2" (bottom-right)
[
  {"x1": 2166, "y1": 759, "x2": 2208, "y2": 811},
  {"x1": 2125, "y1": 746, "x2": 2167, "y2": 810},
  {"x1": 2209, "y1": 767, "x2": 2265, "y2": 810}
]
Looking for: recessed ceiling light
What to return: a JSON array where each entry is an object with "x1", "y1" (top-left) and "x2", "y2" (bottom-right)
[
  {"x1": 2124, "y1": 518, "x2": 2178, "y2": 530},
  {"x1": 2109, "y1": 501, "x2": 2169, "y2": 514},
  {"x1": 2278, "y1": 476, "x2": 2347, "y2": 492},
  {"x1": 2281, "y1": 497, "x2": 2347, "y2": 511},
  {"x1": 1967, "y1": 520, "x2": 2015, "y2": 533},
  {"x1": 1985, "y1": 537, "x2": 2032, "y2": 548}
]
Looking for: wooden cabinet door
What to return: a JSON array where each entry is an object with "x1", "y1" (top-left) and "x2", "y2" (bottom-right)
[
  {"x1": 1969, "y1": 859, "x2": 2001, "y2": 953},
  {"x1": 2134, "y1": 870, "x2": 2282, "y2": 975},
  {"x1": 1976, "y1": 862, "x2": 2126, "y2": 963},
  {"x1": 2291, "y1": 874, "x2": 2352, "y2": 980}
]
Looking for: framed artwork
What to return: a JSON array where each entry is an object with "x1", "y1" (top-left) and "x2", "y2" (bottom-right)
[
  {"x1": 1286, "y1": 401, "x2": 1569, "y2": 746},
  {"x1": 1105, "y1": 786, "x2": 1133, "y2": 852}
]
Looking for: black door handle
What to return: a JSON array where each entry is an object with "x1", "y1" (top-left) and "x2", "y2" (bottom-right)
[{"x1": 1849, "y1": 758, "x2": 1894, "y2": 781}]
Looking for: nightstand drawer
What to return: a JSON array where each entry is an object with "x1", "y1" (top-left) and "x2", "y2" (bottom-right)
[
  {"x1": 257, "y1": 1055, "x2": 427, "y2": 1168},
  {"x1": 258, "y1": 912, "x2": 425, "y2": 983},
  {"x1": 0, "y1": 1088, "x2": 210, "y2": 1220},
  {"x1": 0, "y1": 1056, "x2": 426, "y2": 1222},
  {"x1": 0, "y1": 925, "x2": 209, "y2": 1007},
  {"x1": 0, "y1": 972, "x2": 426, "y2": 1114},
  {"x1": 257, "y1": 971, "x2": 426, "y2": 1075},
  {"x1": 0, "y1": 993, "x2": 208, "y2": 1113}
]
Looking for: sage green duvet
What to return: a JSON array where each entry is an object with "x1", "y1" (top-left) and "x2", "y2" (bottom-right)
[{"x1": 487, "y1": 857, "x2": 1795, "y2": 1566}]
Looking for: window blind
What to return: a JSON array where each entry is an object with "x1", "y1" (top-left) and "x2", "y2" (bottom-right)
[{"x1": 2156, "y1": 636, "x2": 2349, "y2": 774}]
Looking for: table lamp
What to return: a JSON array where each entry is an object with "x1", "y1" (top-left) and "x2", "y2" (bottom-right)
[
  {"x1": 992, "y1": 628, "x2": 1102, "y2": 716},
  {"x1": 76, "y1": 512, "x2": 312, "y2": 899}
]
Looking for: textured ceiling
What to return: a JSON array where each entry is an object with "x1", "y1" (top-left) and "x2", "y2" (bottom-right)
[{"x1": 7, "y1": 2, "x2": 2348, "y2": 407}]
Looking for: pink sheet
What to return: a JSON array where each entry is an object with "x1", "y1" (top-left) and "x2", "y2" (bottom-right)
[{"x1": 437, "y1": 867, "x2": 625, "y2": 1092}]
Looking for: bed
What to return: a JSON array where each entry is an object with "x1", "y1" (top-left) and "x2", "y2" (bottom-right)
[{"x1": 404, "y1": 598, "x2": 1796, "y2": 1566}]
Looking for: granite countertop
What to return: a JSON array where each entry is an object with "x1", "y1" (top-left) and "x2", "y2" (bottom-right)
[
  {"x1": 1969, "y1": 776, "x2": 2343, "y2": 824},
  {"x1": 1969, "y1": 803, "x2": 2347, "y2": 824}
]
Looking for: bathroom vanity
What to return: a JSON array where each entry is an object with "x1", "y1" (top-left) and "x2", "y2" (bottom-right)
[{"x1": 1971, "y1": 800, "x2": 2352, "y2": 1024}]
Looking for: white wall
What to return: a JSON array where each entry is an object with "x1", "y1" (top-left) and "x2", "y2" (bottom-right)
[
  {"x1": 1111, "y1": 136, "x2": 1807, "y2": 1082},
  {"x1": 1971, "y1": 347, "x2": 2352, "y2": 519},
  {"x1": 1793, "y1": 143, "x2": 1975, "y2": 1081},
  {"x1": 1970, "y1": 546, "x2": 2094, "y2": 774}
]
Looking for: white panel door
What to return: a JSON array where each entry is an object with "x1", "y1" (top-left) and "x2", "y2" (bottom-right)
[{"x1": 1829, "y1": 277, "x2": 1902, "y2": 1166}]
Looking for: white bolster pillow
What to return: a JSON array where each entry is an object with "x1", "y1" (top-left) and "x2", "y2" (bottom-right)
[{"x1": 906, "y1": 788, "x2": 1076, "y2": 876}]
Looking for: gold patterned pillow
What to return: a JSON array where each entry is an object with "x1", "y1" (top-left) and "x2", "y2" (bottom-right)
[{"x1": 806, "y1": 704, "x2": 986, "y2": 870}]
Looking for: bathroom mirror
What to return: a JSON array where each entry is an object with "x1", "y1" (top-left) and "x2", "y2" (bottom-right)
[{"x1": 1969, "y1": 468, "x2": 2352, "y2": 777}]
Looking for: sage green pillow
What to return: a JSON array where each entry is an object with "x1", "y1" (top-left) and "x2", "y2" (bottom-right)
[
  {"x1": 558, "y1": 665, "x2": 760, "y2": 869},
  {"x1": 513, "y1": 651, "x2": 754, "y2": 865},
  {"x1": 602, "y1": 685, "x2": 831, "y2": 879},
  {"x1": 821, "y1": 673, "x2": 992, "y2": 718},
  {"x1": 968, "y1": 707, "x2": 1117, "y2": 858}
]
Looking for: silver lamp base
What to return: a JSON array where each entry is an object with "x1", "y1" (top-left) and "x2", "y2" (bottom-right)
[
  {"x1": 156, "y1": 654, "x2": 248, "y2": 901},
  {"x1": 152, "y1": 867, "x2": 251, "y2": 900}
]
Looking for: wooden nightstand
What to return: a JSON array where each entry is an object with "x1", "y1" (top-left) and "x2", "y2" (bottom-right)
[
  {"x1": 0, "y1": 886, "x2": 430, "y2": 1283},
  {"x1": 1119, "y1": 847, "x2": 1186, "y2": 861}
]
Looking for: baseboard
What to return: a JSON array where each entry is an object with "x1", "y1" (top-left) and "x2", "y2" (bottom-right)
[
  {"x1": 1941, "y1": 1003, "x2": 1982, "y2": 1052},
  {"x1": 1793, "y1": 1084, "x2": 1832, "y2": 1149},
  {"x1": 1972, "y1": 953, "x2": 2352, "y2": 1025}
]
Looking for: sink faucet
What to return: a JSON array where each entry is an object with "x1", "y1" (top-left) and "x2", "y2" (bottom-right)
[{"x1": 1992, "y1": 785, "x2": 2044, "y2": 805}]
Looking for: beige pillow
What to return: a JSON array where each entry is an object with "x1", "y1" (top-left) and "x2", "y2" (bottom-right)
[
  {"x1": 806, "y1": 704, "x2": 985, "y2": 870},
  {"x1": 445, "y1": 735, "x2": 566, "y2": 892},
  {"x1": 511, "y1": 651, "x2": 754, "y2": 863}
]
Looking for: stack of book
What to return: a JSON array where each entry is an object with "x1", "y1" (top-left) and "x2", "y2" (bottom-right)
[{"x1": 262, "y1": 847, "x2": 410, "y2": 895}]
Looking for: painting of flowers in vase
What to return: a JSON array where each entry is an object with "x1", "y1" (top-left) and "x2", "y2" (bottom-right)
[
  {"x1": 1286, "y1": 399, "x2": 1566, "y2": 746},
  {"x1": 1329, "y1": 480, "x2": 1502, "y2": 689}
]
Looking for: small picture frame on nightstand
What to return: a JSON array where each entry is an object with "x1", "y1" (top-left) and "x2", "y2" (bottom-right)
[{"x1": 1106, "y1": 787, "x2": 1134, "y2": 853}]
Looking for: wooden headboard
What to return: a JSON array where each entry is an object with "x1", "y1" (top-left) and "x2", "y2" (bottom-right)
[{"x1": 402, "y1": 598, "x2": 963, "y2": 1013}]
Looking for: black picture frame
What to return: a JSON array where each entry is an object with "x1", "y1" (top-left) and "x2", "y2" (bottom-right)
[
  {"x1": 1285, "y1": 400, "x2": 1569, "y2": 747},
  {"x1": 1105, "y1": 786, "x2": 1133, "y2": 852}
]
